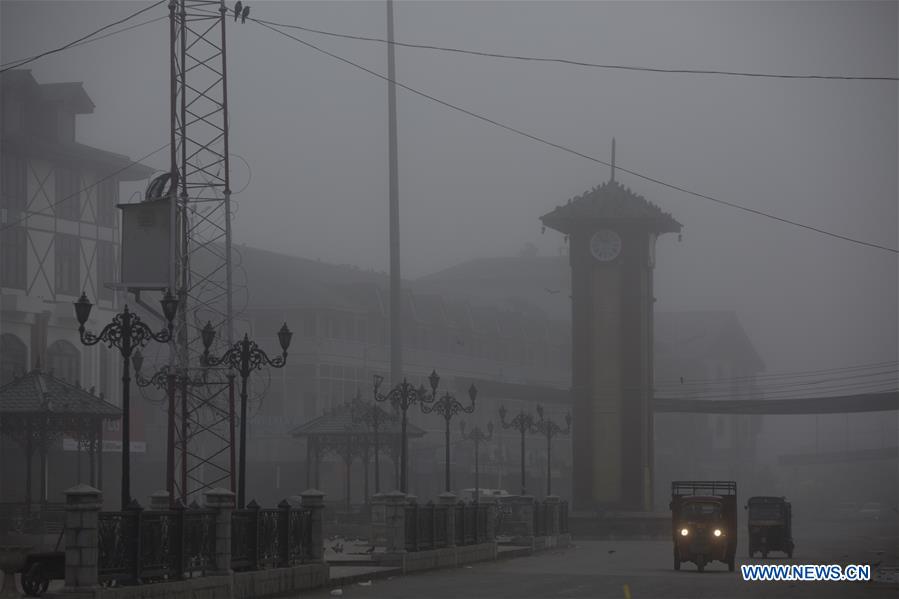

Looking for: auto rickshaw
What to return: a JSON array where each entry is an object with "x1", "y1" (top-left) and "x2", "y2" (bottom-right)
[
  {"x1": 746, "y1": 496, "x2": 794, "y2": 558},
  {"x1": 671, "y1": 481, "x2": 738, "y2": 572}
]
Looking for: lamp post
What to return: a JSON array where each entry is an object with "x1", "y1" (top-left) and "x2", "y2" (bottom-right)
[
  {"x1": 421, "y1": 384, "x2": 477, "y2": 493},
  {"x1": 535, "y1": 405, "x2": 571, "y2": 497},
  {"x1": 201, "y1": 321, "x2": 292, "y2": 509},
  {"x1": 498, "y1": 405, "x2": 539, "y2": 497},
  {"x1": 373, "y1": 370, "x2": 440, "y2": 493},
  {"x1": 74, "y1": 290, "x2": 178, "y2": 509},
  {"x1": 350, "y1": 392, "x2": 396, "y2": 494},
  {"x1": 459, "y1": 420, "x2": 493, "y2": 501}
]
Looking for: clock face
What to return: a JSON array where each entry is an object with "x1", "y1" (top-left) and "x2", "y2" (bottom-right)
[{"x1": 590, "y1": 229, "x2": 622, "y2": 262}]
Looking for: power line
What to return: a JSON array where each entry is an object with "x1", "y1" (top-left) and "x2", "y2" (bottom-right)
[
  {"x1": 251, "y1": 16, "x2": 898, "y2": 82},
  {"x1": 0, "y1": 0, "x2": 167, "y2": 73},
  {"x1": 254, "y1": 20, "x2": 898, "y2": 255},
  {"x1": 0, "y1": 144, "x2": 169, "y2": 233}
]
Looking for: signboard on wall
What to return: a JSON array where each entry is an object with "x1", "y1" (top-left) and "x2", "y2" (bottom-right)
[{"x1": 119, "y1": 198, "x2": 172, "y2": 290}]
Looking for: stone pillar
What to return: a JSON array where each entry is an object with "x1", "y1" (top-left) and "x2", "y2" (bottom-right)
[
  {"x1": 149, "y1": 490, "x2": 170, "y2": 510},
  {"x1": 62, "y1": 484, "x2": 102, "y2": 591},
  {"x1": 382, "y1": 491, "x2": 407, "y2": 553},
  {"x1": 485, "y1": 501, "x2": 497, "y2": 541},
  {"x1": 203, "y1": 487, "x2": 235, "y2": 576},
  {"x1": 515, "y1": 495, "x2": 535, "y2": 542},
  {"x1": 438, "y1": 492, "x2": 456, "y2": 547},
  {"x1": 544, "y1": 496, "x2": 561, "y2": 536},
  {"x1": 300, "y1": 489, "x2": 326, "y2": 562},
  {"x1": 369, "y1": 492, "x2": 387, "y2": 547}
]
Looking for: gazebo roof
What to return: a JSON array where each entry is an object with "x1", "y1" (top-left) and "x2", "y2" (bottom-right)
[
  {"x1": 290, "y1": 400, "x2": 427, "y2": 438},
  {"x1": 541, "y1": 180, "x2": 681, "y2": 235},
  {"x1": 0, "y1": 368, "x2": 121, "y2": 418}
]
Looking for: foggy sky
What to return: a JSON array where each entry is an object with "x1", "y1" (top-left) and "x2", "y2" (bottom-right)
[{"x1": 2, "y1": 1, "x2": 897, "y2": 377}]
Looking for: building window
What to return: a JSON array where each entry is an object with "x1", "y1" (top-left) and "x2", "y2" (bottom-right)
[
  {"x1": 97, "y1": 241, "x2": 116, "y2": 301},
  {"x1": 55, "y1": 168, "x2": 81, "y2": 220},
  {"x1": 0, "y1": 333, "x2": 28, "y2": 385},
  {"x1": 303, "y1": 312, "x2": 316, "y2": 337},
  {"x1": 55, "y1": 234, "x2": 80, "y2": 296},
  {"x1": 0, "y1": 225, "x2": 27, "y2": 289},
  {"x1": 97, "y1": 180, "x2": 117, "y2": 227},
  {"x1": 1, "y1": 153, "x2": 27, "y2": 214},
  {"x1": 47, "y1": 339, "x2": 81, "y2": 384}
]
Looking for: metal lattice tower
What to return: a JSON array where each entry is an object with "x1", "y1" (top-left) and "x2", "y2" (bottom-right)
[{"x1": 168, "y1": 0, "x2": 235, "y2": 502}]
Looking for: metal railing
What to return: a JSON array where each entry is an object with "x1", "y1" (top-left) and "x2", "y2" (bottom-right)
[
  {"x1": 404, "y1": 500, "x2": 491, "y2": 552},
  {"x1": 98, "y1": 502, "x2": 216, "y2": 585},
  {"x1": 97, "y1": 499, "x2": 313, "y2": 585}
]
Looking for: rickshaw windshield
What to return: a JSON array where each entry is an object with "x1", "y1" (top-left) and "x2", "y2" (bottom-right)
[
  {"x1": 682, "y1": 501, "x2": 721, "y2": 518},
  {"x1": 749, "y1": 504, "x2": 783, "y2": 520}
]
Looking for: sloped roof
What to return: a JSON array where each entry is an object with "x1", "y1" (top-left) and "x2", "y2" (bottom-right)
[
  {"x1": 290, "y1": 400, "x2": 427, "y2": 438},
  {"x1": 654, "y1": 311, "x2": 765, "y2": 373},
  {"x1": 0, "y1": 368, "x2": 121, "y2": 418},
  {"x1": 2, "y1": 134, "x2": 155, "y2": 182},
  {"x1": 39, "y1": 82, "x2": 95, "y2": 114},
  {"x1": 541, "y1": 180, "x2": 681, "y2": 235}
]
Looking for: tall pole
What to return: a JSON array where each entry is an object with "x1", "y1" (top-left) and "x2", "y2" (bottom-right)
[
  {"x1": 444, "y1": 419, "x2": 451, "y2": 493},
  {"x1": 238, "y1": 373, "x2": 248, "y2": 509},
  {"x1": 387, "y1": 0, "x2": 402, "y2": 388},
  {"x1": 474, "y1": 436, "x2": 480, "y2": 500},
  {"x1": 121, "y1": 351, "x2": 131, "y2": 509},
  {"x1": 519, "y1": 428, "x2": 526, "y2": 497}
]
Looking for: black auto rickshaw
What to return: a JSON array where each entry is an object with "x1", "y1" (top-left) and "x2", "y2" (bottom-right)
[
  {"x1": 670, "y1": 481, "x2": 738, "y2": 572},
  {"x1": 746, "y1": 496, "x2": 794, "y2": 558}
]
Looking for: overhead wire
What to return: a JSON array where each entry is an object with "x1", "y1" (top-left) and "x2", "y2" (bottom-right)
[
  {"x1": 251, "y1": 15, "x2": 899, "y2": 82},
  {"x1": 252, "y1": 18, "x2": 898, "y2": 255},
  {"x1": 0, "y1": 0, "x2": 168, "y2": 73}
]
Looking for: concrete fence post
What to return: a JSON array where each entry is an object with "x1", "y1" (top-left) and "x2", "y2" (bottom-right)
[
  {"x1": 438, "y1": 492, "x2": 457, "y2": 547},
  {"x1": 203, "y1": 487, "x2": 236, "y2": 576},
  {"x1": 544, "y1": 496, "x2": 561, "y2": 536},
  {"x1": 62, "y1": 484, "x2": 102, "y2": 591},
  {"x1": 518, "y1": 495, "x2": 535, "y2": 542},
  {"x1": 486, "y1": 501, "x2": 497, "y2": 541},
  {"x1": 383, "y1": 491, "x2": 407, "y2": 553},
  {"x1": 300, "y1": 489, "x2": 326, "y2": 562},
  {"x1": 369, "y1": 492, "x2": 387, "y2": 547}
]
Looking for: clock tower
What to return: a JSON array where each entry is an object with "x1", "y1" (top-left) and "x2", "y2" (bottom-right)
[{"x1": 541, "y1": 178, "x2": 680, "y2": 511}]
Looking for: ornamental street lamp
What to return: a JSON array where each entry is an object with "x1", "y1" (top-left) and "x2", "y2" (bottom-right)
[
  {"x1": 373, "y1": 370, "x2": 440, "y2": 493},
  {"x1": 421, "y1": 384, "x2": 477, "y2": 493},
  {"x1": 535, "y1": 404, "x2": 571, "y2": 497},
  {"x1": 350, "y1": 391, "x2": 397, "y2": 494},
  {"x1": 498, "y1": 405, "x2": 539, "y2": 497},
  {"x1": 74, "y1": 290, "x2": 178, "y2": 509},
  {"x1": 201, "y1": 321, "x2": 292, "y2": 508},
  {"x1": 459, "y1": 419, "x2": 493, "y2": 502}
]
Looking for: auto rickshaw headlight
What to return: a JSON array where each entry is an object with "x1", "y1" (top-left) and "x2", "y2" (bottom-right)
[
  {"x1": 680, "y1": 528, "x2": 689, "y2": 536},
  {"x1": 713, "y1": 529, "x2": 722, "y2": 537}
]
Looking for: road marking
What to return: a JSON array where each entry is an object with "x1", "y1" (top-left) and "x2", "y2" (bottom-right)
[{"x1": 623, "y1": 583, "x2": 632, "y2": 599}]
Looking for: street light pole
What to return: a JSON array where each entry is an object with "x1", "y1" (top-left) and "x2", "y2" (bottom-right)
[
  {"x1": 74, "y1": 290, "x2": 179, "y2": 509},
  {"x1": 201, "y1": 322, "x2": 292, "y2": 508},
  {"x1": 460, "y1": 420, "x2": 493, "y2": 501},
  {"x1": 373, "y1": 370, "x2": 440, "y2": 493},
  {"x1": 421, "y1": 385, "x2": 477, "y2": 493},
  {"x1": 498, "y1": 405, "x2": 539, "y2": 497},
  {"x1": 535, "y1": 404, "x2": 571, "y2": 497}
]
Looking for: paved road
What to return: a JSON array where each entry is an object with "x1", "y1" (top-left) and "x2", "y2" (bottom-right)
[{"x1": 302, "y1": 519, "x2": 897, "y2": 599}]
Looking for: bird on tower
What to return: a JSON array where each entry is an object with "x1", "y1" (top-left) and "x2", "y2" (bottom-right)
[
  {"x1": 234, "y1": 1, "x2": 242, "y2": 21},
  {"x1": 241, "y1": 5, "x2": 250, "y2": 23}
]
